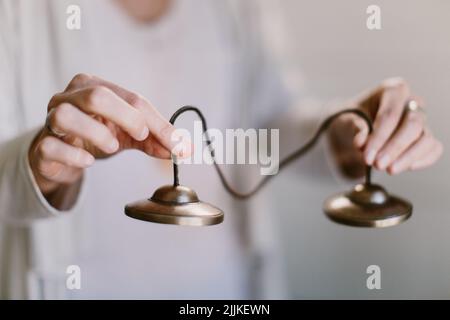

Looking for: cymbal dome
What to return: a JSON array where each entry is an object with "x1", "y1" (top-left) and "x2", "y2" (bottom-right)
[
  {"x1": 151, "y1": 185, "x2": 199, "y2": 204},
  {"x1": 323, "y1": 183, "x2": 412, "y2": 228},
  {"x1": 348, "y1": 183, "x2": 388, "y2": 205},
  {"x1": 125, "y1": 184, "x2": 224, "y2": 226}
]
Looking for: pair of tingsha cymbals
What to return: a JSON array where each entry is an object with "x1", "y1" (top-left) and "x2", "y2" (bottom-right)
[{"x1": 125, "y1": 182, "x2": 412, "y2": 228}]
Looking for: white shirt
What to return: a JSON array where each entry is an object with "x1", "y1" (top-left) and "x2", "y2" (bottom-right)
[{"x1": 0, "y1": 0, "x2": 298, "y2": 299}]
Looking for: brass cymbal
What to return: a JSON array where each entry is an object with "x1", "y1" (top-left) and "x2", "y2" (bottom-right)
[
  {"x1": 125, "y1": 185, "x2": 224, "y2": 226},
  {"x1": 323, "y1": 183, "x2": 412, "y2": 228}
]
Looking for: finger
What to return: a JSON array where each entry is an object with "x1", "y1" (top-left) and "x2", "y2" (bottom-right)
[
  {"x1": 36, "y1": 136, "x2": 95, "y2": 169},
  {"x1": 89, "y1": 75, "x2": 143, "y2": 105},
  {"x1": 65, "y1": 73, "x2": 95, "y2": 91},
  {"x1": 131, "y1": 134, "x2": 172, "y2": 159},
  {"x1": 36, "y1": 158, "x2": 84, "y2": 184},
  {"x1": 50, "y1": 86, "x2": 149, "y2": 142},
  {"x1": 66, "y1": 74, "x2": 146, "y2": 108},
  {"x1": 128, "y1": 99, "x2": 192, "y2": 158},
  {"x1": 374, "y1": 110, "x2": 425, "y2": 170},
  {"x1": 112, "y1": 95, "x2": 192, "y2": 158},
  {"x1": 48, "y1": 103, "x2": 120, "y2": 154},
  {"x1": 409, "y1": 140, "x2": 443, "y2": 171},
  {"x1": 352, "y1": 116, "x2": 370, "y2": 148},
  {"x1": 387, "y1": 130, "x2": 434, "y2": 174},
  {"x1": 67, "y1": 74, "x2": 141, "y2": 105},
  {"x1": 364, "y1": 79, "x2": 410, "y2": 165},
  {"x1": 60, "y1": 75, "x2": 191, "y2": 157},
  {"x1": 89, "y1": 78, "x2": 192, "y2": 158}
]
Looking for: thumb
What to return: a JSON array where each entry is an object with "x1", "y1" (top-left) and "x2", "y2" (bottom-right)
[{"x1": 352, "y1": 116, "x2": 370, "y2": 149}]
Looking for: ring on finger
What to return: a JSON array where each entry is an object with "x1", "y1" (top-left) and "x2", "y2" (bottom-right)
[{"x1": 45, "y1": 108, "x2": 67, "y2": 139}]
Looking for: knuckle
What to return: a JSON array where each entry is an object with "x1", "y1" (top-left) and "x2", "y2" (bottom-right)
[
  {"x1": 397, "y1": 83, "x2": 410, "y2": 97},
  {"x1": 71, "y1": 73, "x2": 91, "y2": 86},
  {"x1": 47, "y1": 93, "x2": 63, "y2": 110},
  {"x1": 394, "y1": 77, "x2": 408, "y2": 88},
  {"x1": 127, "y1": 93, "x2": 144, "y2": 108},
  {"x1": 97, "y1": 128, "x2": 114, "y2": 146},
  {"x1": 52, "y1": 104, "x2": 73, "y2": 127},
  {"x1": 85, "y1": 86, "x2": 110, "y2": 109},
  {"x1": 384, "y1": 77, "x2": 410, "y2": 96},
  {"x1": 38, "y1": 137, "x2": 57, "y2": 158},
  {"x1": 394, "y1": 77, "x2": 407, "y2": 88}
]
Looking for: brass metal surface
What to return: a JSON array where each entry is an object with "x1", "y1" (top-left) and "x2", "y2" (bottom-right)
[
  {"x1": 323, "y1": 183, "x2": 412, "y2": 227},
  {"x1": 125, "y1": 106, "x2": 414, "y2": 228},
  {"x1": 125, "y1": 185, "x2": 224, "y2": 226}
]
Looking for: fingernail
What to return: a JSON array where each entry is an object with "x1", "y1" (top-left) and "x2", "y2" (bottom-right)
[
  {"x1": 109, "y1": 139, "x2": 119, "y2": 152},
  {"x1": 176, "y1": 142, "x2": 191, "y2": 158},
  {"x1": 84, "y1": 154, "x2": 95, "y2": 166},
  {"x1": 365, "y1": 149, "x2": 376, "y2": 165},
  {"x1": 177, "y1": 146, "x2": 184, "y2": 158},
  {"x1": 377, "y1": 154, "x2": 390, "y2": 170},
  {"x1": 139, "y1": 127, "x2": 149, "y2": 141}
]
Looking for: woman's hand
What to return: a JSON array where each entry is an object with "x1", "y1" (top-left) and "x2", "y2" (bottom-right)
[
  {"x1": 329, "y1": 77, "x2": 443, "y2": 178},
  {"x1": 29, "y1": 73, "x2": 190, "y2": 207}
]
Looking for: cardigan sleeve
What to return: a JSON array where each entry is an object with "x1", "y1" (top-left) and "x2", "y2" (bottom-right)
[{"x1": 0, "y1": 0, "x2": 87, "y2": 226}]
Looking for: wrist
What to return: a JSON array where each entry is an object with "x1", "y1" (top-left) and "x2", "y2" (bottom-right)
[
  {"x1": 29, "y1": 156, "x2": 84, "y2": 210},
  {"x1": 28, "y1": 130, "x2": 84, "y2": 203}
]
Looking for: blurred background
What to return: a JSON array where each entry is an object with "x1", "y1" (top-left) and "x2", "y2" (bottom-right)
[{"x1": 269, "y1": 0, "x2": 450, "y2": 299}]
